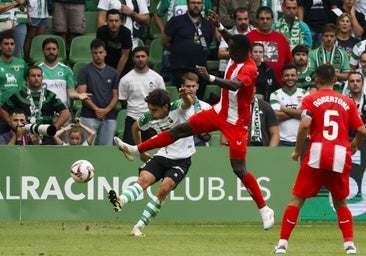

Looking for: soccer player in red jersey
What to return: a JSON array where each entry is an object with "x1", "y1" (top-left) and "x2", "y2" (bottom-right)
[
  {"x1": 273, "y1": 64, "x2": 366, "y2": 254},
  {"x1": 112, "y1": 11, "x2": 275, "y2": 230}
]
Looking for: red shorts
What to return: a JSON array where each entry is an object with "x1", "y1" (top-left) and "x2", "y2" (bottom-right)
[
  {"x1": 292, "y1": 163, "x2": 350, "y2": 200},
  {"x1": 188, "y1": 108, "x2": 248, "y2": 160}
]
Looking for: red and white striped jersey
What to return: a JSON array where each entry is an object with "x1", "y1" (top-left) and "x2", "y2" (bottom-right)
[
  {"x1": 301, "y1": 89, "x2": 364, "y2": 173},
  {"x1": 213, "y1": 58, "x2": 257, "y2": 126}
]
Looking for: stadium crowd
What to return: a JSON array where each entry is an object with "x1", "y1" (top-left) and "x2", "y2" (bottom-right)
[{"x1": 0, "y1": 0, "x2": 366, "y2": 146}]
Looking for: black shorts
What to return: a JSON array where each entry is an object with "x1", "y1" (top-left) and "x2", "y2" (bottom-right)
[{"x1": 139, "y1": 155, "x2": 191, "y2": 187}]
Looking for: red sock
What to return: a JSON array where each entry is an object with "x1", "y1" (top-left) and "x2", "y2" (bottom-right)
[
  {"x1": 241, "y1": 172, "x2": 266, "y2": 209},
  {"x1": 138, "y1": 130, "x2": 175, "y2": 153},
  {"x1": 280, "y1": 205, "x2": 300, "y2": 240},
  {"x1": 337, "y1": 206, "x2": 353, "y2": 242}
]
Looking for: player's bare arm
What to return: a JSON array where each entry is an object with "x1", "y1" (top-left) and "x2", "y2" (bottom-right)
[
  {"x1": 207, "y1": 10, "x2": 232, "y2": 45},
  {"x1": 291, "y1": 116, "x2": 311, "y2": 161},
  {"x1": 196, "y1": 65, "x2": 242, "y2": 90}
]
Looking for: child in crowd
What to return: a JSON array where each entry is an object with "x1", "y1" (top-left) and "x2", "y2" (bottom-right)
[{"x1": 54, "y1": 118, "x2": 95, "y2": 146}]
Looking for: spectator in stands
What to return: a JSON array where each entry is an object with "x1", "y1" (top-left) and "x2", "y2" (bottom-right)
[
  {"x1": 52, "y1": 0, "x2": 86, "y2": 48},
  {"x1": 347, "y1": 71, "x2": 366, "y2": 125},
  {"x1": 0, "y1": 33, "x2": 28, "y2": 134},
  {"x1": 12, "y1": 1, "x2": 29, "y2": 58},
  {"x1": 343, "y1": 51, "x2": 366, "y2": 95},
  {"x1": 77, "y1": 39, "x2": 119, "y2": 146},
  {"x1": 54, "y1": 117, "x2": 96, "y2": 145},
  {"x1": 219, "y1": 0, "x2": 259, "y2": 28},
  {"x1": 153, "y1": 0, "x2": 211, "y2": 82},
  {"x1": 336, "y1": 12, "x2": 360, "y2": 59},
  {"x1": 272, "y1": 0, "x2": 312, "y2": 50},
  {"x1": 39, "y1": 37, "x2": 90, "y2": 110},
  {"x1": 180, "y1": 72, "x2": 211, "y2": 146},
  {"x1": 0, "y1": 65, "x2": 70, "y2": 145},
  {"x1": 97, "y1": 0, "x2": 150, "y2": 49},
  {"x1": 97, "y1": 9, "x2": 133, "y2": 78},
  {"x1": 260, "y1": 0, "x2": 282, "y2": 22},
  {"x1": 218, "y1": 7, "x2": 254, "y2": 73},
  {"x1": 118, "y1": 46, "x2": 165, "y2": 145},
  {"x1": 248, "y1": 88, "x2": 279, "y2": 147},
  {"x1": 24, "y1": 0, "x2": 49, "y2": 62},
  {"x1": 292, "y1": 44, "x2": 315, "y2": 92},
  {"x1": 349, "y1": 38, "x2": 366, "y2": 70},
  {"x1": 298, "y1": 0, "x2": 339, "y2": 48},
  {"x1": 247, "y1": 6, "x2": 293, "y2": 86},
  {"x1": 329, "y1": 0, "x2": 366, "y2": 40},
  {"x1": 162, "y1": 0, "x2": 214, "y2": 98},
  {"x1": 251, "y1": 42, "x2": 278, "y2": 103},
  {"x1": 0, "y1": 109, "x2": 40, "y2": 145},
  {"x1": 309, "y1": 23, "x2": 350, "y2": 92},
  {"x1": 270, "y1": 64, "x2": 307, "y2": 147}
]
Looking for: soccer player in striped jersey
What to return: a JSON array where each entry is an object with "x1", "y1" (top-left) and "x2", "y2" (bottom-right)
[
  {"x1": 273, "y1": 64, "x2": 366, "y2": 254},
  {"x1": 113, "y1": 11, "x2": 275, "y2": 231},
  {"x1": 110, "y1": 87, "x2": 195, "y2": 237}
]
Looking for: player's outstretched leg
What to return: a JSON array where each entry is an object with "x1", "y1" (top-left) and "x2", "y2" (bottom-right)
[
  {"x1": 114, "y1": 136, "x2": 139, "y2": 161},
  {"x1": 108, "y1": 190, "x2": 124, "y2": 212},
  {"x1": 108, "y1": 183, "x2": 144, "y2": 212},
  {"x1": 242, "y1": 172, "x2": 274, "y2": 230},
  {"x1": 130, "y1": 197, "x2": 163, "y2": 237},
  {"x1": 260, "y1": 206, "x2": 275, "y2": 230}
]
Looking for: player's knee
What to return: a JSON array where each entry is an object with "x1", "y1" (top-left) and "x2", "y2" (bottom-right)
[{"x1": 232, "y1": 168, "x2": 247, "y2": 179}]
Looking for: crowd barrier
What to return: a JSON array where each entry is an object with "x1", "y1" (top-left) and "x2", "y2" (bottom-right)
[{"x1": 0, "y1": 145, "x2": 365, "y2": 222}]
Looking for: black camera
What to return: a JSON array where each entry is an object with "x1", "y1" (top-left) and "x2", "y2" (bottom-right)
[{"x1": 24, "y1": 124, "x2": 57, "y2": 136}]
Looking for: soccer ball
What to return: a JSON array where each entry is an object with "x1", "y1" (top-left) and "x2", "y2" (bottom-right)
[{"x1": 70, "y1": 160, "x2": 95, "y2": 183}]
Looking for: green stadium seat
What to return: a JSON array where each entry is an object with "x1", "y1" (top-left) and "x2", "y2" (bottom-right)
[
  {"x1": 83, "y1": 11, "x2": 98, "y2": 35},
  {"x1": 29, "y1": 35, "x2": 67, "y2": 64},
  {"x1": 69, "y1": 35, "x2": 95, "y2": 65},
  {"x1": 148, "y1": 38, "x2": 163, "y2": 68},
  {"x1": 166, "y1": 86, "x2": 179, "y2": 101},
  {"x1": 138, "y1": 38, "x2": 145, "y2": 47},
  {"x1": 115, "y1": 109, "x2": 127, "y2": 137},
  {"x1": 73, "y1": 61, "x2": 89, "y2": 84}
]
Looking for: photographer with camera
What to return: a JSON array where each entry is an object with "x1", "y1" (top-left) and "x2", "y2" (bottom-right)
[
  {"x1": 54, "y1": 118, "x2": 95, "y2": 146},
  {"x1": 0, "y1": 109, "x2": 40, "y2": 145},
  {"x1": 0, "y1": 65, "x2": 70, "y2": 145}
]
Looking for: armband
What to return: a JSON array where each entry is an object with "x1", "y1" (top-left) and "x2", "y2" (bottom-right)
[
  {"x1": 209, "y1": 75, "x2": 216, "y2": 83},
  {"x1": 217, "y1": 23, "x2": 225, "y2": 32}
]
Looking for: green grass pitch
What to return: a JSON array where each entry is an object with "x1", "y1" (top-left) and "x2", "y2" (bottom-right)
[{"x1": 0, "y1": 221, "x2": 365, "y2": 255}]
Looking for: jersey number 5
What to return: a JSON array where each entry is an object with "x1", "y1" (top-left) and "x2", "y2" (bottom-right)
[{"x1": 323, "y1": 110, "x2": 339, "y2": 141}]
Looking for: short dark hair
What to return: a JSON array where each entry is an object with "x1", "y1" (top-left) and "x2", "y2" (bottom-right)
[
  {"x1": 42, "y1": 37, "x2": 59, "y2": 49},
  {"x1": 348, "y1": 71, "x2": 364, "y2": 83},
  {"x1": 315, "y1": 64, "x2": 335, "y2": 85},
  {"x1": 26, "y1": 65, "x2": 43, "y2": 77},
  {"x1": 90, "y1": 39, "x2": 106, "y2": 50},
  {"x1": 0, "y1": 32, "x2": 15, "y2": 44},
  {"x1": 292, "y1": 44, "x2": 308, "y2": 56},
  {"x1": 106, "y1": 8, "x2": 122, "y2": 20},
  {"x1": 230, "y1": 34, "x2": 251, "y2": 55},
  {"x1": 256, "y1": 6, "x2": 273, "y2": 19},
  {"x1": 144, "y1": 88, "x2": 171, "y2": 109},
  {"x1": 282, "y1": 63, "x2": 297, "y2": 74},
  {"x1": 132, "y1": 46, "x2": 149, "y2": 56},
  {"x1": 251, "y1": 42, "x2": 264, "y2": 52},
  {"x1": 234, "y1": 7, "x2": 248, "y2": 19},
  {"x1": 9, "y1": 108, "x2": 25, "y2": 117},
  {"x1": 321, "y1": 23, "x2": 337, "y2": 35}
]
